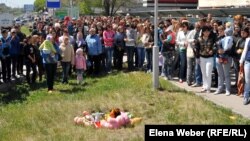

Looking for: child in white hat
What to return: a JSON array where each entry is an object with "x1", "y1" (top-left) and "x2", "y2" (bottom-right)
[{"x1": 75, "y1": 48, "x2": 87, "y2": 84}]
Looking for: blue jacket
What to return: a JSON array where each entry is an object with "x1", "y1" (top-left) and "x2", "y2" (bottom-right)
[
  {"x1": 1, "y1": 36, "x2": 11, "y2": 57},
  {"x1": 86, "y1": 34, "x2": 102, "y2": 56},
  {"x1": 10, "y1": 36, "x2": 20, "y2": 56},
  {"x1": 114, "y1": 32, "x2": 125, "y2": 48}
]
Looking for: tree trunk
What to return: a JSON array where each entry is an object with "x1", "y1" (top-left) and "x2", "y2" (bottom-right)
[
  {"x1": 110, "y1": 0, "x2": 116, "y2": 16},
  {"x1": 103, "y1": 0, "x2": 110, "y2": 16}
]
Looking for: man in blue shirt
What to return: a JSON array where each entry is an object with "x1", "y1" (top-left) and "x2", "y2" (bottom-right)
[{"x1": 0, "y1": 29, "x2": 11, "y2": 83}]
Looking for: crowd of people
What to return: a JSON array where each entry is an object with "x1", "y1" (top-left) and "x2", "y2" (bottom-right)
[{"x1": 0, "y1": 13, "x2": 249, "y2": 104}]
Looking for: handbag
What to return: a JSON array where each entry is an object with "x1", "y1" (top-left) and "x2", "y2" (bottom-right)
[{"x1": 237, "y1": 66, "x2": 244, "y2": 96}]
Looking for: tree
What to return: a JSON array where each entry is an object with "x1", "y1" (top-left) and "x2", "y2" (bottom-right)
[
  {"x1": 102, "y1": 0, "x2": 134, "y2": 16},
  {"x1": 34, "y1": 0, "x2": 46, "y2": 12},
  {"x1": 79, "y1": 1, "x2": 93, "y2": 15}
]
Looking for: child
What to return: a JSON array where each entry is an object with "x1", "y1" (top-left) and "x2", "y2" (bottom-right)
[
  {"x1": 39, "y1": 36, "x2": 56, "y2": 53},
  {"x1": 60, "y1": 36, "x2": 75, "y2": 84},
  {"x1": 75, "y1": 48, "x2": 87, "y2": 84},
  {"x1": 39, "y1": 35, "x2": 57, "y2": 63}
]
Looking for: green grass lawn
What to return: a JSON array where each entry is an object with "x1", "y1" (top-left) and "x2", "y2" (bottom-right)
[{"x1": 0, "y1": 72, "x2": 250, "y2": 141}]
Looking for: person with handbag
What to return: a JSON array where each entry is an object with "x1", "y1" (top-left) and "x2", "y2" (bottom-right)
[{"x1": 214, "y1": 27, "x2": 234, "y2": 96}]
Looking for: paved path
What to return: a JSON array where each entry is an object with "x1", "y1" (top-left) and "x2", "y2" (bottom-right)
[{"x1": 169, "y1": 79, "x2": 250, "y2": 119}]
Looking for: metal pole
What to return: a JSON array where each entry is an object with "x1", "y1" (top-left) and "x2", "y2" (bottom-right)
[
  {"x1": 153, "y1": 0, "x2": 159, "y2": 90},
  {"x1": 70, "y1": 0, "x2": 73, "y2": 17}
]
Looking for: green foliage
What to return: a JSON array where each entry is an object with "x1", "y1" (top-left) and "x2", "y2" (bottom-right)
[
  {"x1": 79, "y1": 1, "x2": 93, "y2": 15},
  {"x1": 92, "y1": 0, "x2": 102, "y2": 7},
  {"x1": 34, "y1": 0, "x2": 46, "y2": 12}
]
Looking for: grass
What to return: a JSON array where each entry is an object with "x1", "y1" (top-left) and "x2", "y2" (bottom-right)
[
  {"x1": 21, "y1": 26, "x2": 31, "y2": 36},
  {"x1": 0, "y1": 71, "x2": 250, "y2": 141}
]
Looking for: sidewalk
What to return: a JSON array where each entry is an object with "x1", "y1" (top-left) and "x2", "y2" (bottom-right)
[{"x1": 169, "y1": 79, "x2": 250, "y2": 119}]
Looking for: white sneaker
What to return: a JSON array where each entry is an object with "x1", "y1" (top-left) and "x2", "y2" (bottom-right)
[
  {"x1": 214, "y1": 90, "x2": 223, "y2": 95},
  {"x1": 147, "y1": 70, "x2": 151, "y2": 73},
  {"x1": 225, "y1": 92, "x2": 231, "y2": 96}
]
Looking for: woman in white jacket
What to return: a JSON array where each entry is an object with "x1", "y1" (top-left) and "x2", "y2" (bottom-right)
[{"x1": 176, "y1": 22, "x2": 190, "y2": 83}]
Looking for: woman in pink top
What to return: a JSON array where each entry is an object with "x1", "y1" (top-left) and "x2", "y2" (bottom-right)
[
  {"x1": 103, "y1": 24, "x2": 115, "y2": 73},
  {"x1": 75, "y1": 48, "x2": 87, "y2": 84}
]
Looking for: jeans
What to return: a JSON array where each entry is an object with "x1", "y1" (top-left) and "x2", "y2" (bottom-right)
[
  {"x1": 11, "y1": 54, "x2": 18, "y2": 77},
  {"x1": 179, "y1": 51, "x2": 187, "y2": 80},
  {"x1": 244, "y1": 61, "x2": 250, "y2": 99},
  {"x1": 25, "y1": 61, "x2": 37, "y2": 83},
  {"x1": 45, "y1": 63, "x2": 57, "y2": 90},
  {"x1": 200, "y1": 57, "x2": 214, "y2": 91},
  {"x1": 105, "y1": 47, "x2": 114, "y2": 72},
  {"x1": 163, "y1": 51, "x2": 175, "y2": 78},
  {"x1": 76, "y1": 69, "x2": 84, "y2": 82},
  {"x1": 126, "y1": 46, "x2": 135, "y2": 71},
  {"x1": 134, "y1": 47, "x2": 138, "y2": 68},
  {"x1": 186, "y1": 57, "x2": 195, "y2": 84},
  {"x1": 195, "y1": 59, "x2": 202, "y2": 85},
  {"x1": 233, "y1": 58, "x2": 240, "y2": 85},
  {"x1": 137, "y1": 47, "x2": 145, "y2": 68},
  {"x1": 61, "y1": 62, "x2": 71, "y2": 83},
  {"x1": 216, "y1": 57, "x2": 232, "y2": 93},
  {"x1": 145, "y1": 48, "x2": 152, "y2": 71}
]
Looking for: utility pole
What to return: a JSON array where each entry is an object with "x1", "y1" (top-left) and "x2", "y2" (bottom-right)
[
  {"x1": 153, "y1": 0, "x2": 159, "y2": 90},
  {"x1": 70, "y1": 0, "x2": 73, "y2": 17}
]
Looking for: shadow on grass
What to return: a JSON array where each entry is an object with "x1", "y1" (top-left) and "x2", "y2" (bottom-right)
[
  {"x1": 28, "y1": 81, "x2": 47, "y2": 91},
  {"x1": 0, "y1": 82, "x2": 30, "y2": 104},
  {"x1": 58, "y1": 85, "x2": 86, "y2": 94}
]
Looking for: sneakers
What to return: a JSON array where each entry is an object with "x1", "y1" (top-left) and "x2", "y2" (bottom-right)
[
  {"x1": 225, "y1": 91, "x2": 231, "y2": 96},
  {"x1": 214, "y1": 90, "x2": 223, "y2": 95},
  {"x1": 243, "y1": 98, "x2": 250, "y2": 105},
  {"x1": 48, "y1": 90, "x2": 53, "y2": 94},
  {"x1": 201, "y1": 88, "x2": 207, "y2": 93},
  {"x1": 191, "y1": 83, "x2": 202, "y2": 87},
  {"x1": 146, "y1": 70, "x2": 151, "y2": 73},
  {"x1": 179, "y1": 79, "x2": 183, "y2": 83}
]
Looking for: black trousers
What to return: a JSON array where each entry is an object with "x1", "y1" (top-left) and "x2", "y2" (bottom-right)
[
  {"x1": 1, "y1": 57, "x2": 11, "y2": 82},
  {"x1": 17, "y1": 54, "x2": 24, "y2": 75},
  {"x1": 11, "y1": 55, "x2": 18, "y2": 77},
  {"x1": 45, "y1": 63, "x2": 57, "y2": 90},
  {"x1": 37, "y1": 57, "x2": 44, "y2": 81},
  {"x1": 113, "y1": 48, "x2": 124, "y2": 70},
  {"x1": 25, "y1": 61, "x2": 37, "y2": 83},
  {"x1": 88, "y1": 55, "x2": 101, "y2": 75}
]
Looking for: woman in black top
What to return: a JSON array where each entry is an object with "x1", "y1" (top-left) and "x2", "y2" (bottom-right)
[{"x1": 24, "y1": 36, "x2": 37, "y2": 84}]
